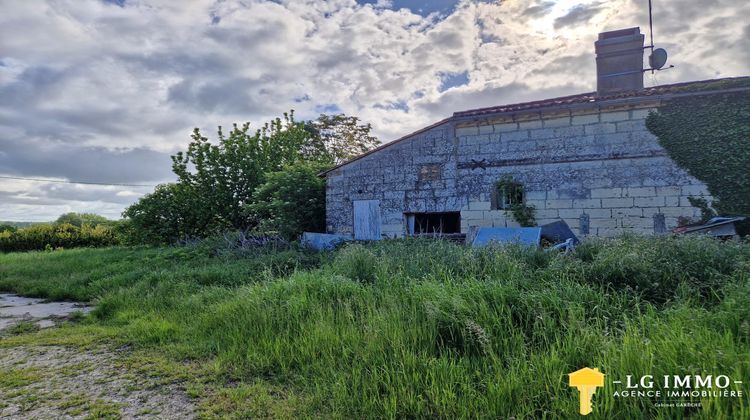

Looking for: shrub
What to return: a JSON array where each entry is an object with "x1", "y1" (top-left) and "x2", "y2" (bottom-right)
[
  {"x1": 55, "y1": 212, "x2": 112, "y2": 227},
  {"x1": 121, "y1": 183, "x2": 225, "y2": 245},
  {"x1": 246, "y1": 164, "x2": 327, "y2": 240},
  {"x1": 0, "y1": 223, "x2": 16, "y2": 233},
  {"x1": 331, "y1": 244, "x2": 380, "y2": 283},
  {"x1": 122, "y1": 112, "x2": 379, "y2": 244},
  {"x1": 0, "y1": 222, "x2": 119, "y2": 253},
  {"x1": 572, "y1": 235, "x2": 749, "y2": 304}
]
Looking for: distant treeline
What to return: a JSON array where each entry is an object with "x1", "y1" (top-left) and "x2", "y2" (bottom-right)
[{"x1": 0, "y1": 221, "x2": 39, "y2": 229}]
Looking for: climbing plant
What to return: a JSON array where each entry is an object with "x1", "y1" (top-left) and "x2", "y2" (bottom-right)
[
  {"x1": 686, "y1": 196, "x2": 717, "y2": 224},
  {"x1": 495, "y1": 175, "x2": 536, "y2": 227},
  {"x1": 645, "y1": 82, "x2": 750, "y2": 234}
]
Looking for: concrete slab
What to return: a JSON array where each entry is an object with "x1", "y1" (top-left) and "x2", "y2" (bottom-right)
[{"x1": 0, "y1": 294, "x2": 92, "y2": 332}]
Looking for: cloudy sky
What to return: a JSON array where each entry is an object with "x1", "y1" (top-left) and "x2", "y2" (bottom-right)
[{"x1": 0, "y1": 0, "x2": 747, "y2": 221}]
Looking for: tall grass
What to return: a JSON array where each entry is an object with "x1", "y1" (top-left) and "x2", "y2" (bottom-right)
[{"x1": 0, "y1": 236, "x2": 748, "y2": 418}]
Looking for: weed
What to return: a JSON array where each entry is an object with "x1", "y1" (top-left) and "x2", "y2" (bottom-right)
[{"x1": 5, "y1": 320, "x2": 40, "y2": 336}]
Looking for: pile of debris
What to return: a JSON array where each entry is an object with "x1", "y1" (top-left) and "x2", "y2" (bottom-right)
[
  {"x1": 301, "y1": 216, "x2": 746, "y2": 252},
  {"x1": 671, "y1": 216, "x2": 745, "y2": 238},
  {"x1": 468, "y1": 220, "x2": 579, "y2": 252}
]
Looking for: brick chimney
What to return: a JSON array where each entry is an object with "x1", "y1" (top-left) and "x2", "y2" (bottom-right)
[{"x1": 595, "y1": 27, "x2": 645, "y2": 95}]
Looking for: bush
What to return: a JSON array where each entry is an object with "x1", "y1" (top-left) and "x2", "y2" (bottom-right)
[
  {"x1": 0, "y1": 223, "x2": 17, "y2": 233},
  {"x1": 246, "y1": 164, "x2": 327, "y2": 240},
  {"x1": 121, "y1": 183, "x2": 223, "y2": 245},
  {"x1": 55, "y1": 212, "x2": 112, "y2": 227},
  {"x1": 571, "y1": 235, "x2": 749, "y2": 304},
  {"x1": 330, "y1": 244, "x2": 381, "y2": 283},
  {"x1": 121, "y1": 112, "x2": 379, "y2": 244},
  {"x1": 0, "y1": 222, "x2": 119, "y2": 253}
]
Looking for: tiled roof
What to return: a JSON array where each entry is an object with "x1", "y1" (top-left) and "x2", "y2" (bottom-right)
[
  {"x1": 453, "y1": 77, "x2": 750, "y2": 118},
  {"x1": 322, "y1": 76, "x2": 750, "y2": 175}
]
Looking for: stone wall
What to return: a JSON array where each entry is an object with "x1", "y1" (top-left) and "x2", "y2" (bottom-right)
[{"x1": 325, "y1": 102, "x2": 710, "y2": 238}]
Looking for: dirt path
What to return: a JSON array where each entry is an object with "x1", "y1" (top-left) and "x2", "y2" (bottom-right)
[
  {"x1": 0, "y1": 345, "x2": 196, "y2": 419},
  {"x1": 0, "y1": 294, "x2": 196, "y2": 419}
]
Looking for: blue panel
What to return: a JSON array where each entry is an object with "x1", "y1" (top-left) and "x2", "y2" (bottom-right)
[
  {"x1": 301, "y1": 233, "x2": 352, "y2": 251},
  {"x1": 539, "y1": 220, "x2": 579, "y2": 245},
  {"x1": 471, "y1": 228, "x2": 541, "y2": 247}
]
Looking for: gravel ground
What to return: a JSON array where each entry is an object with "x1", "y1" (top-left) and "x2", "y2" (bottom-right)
[
  {"x1": 0, "y1": 294, "x2": 196, "y2": 419},
  {"x1": 0, "y1": 345, "x2": 196, "y2": 419}
]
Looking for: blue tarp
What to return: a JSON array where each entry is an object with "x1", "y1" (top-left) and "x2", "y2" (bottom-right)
[
  {"x1": 301, "y1": 232, "x2": 352, "y2": 251},
  {"x1": 539, "y1": 220, "x2": 579, "y2": 245},
  {"x1": 471, "y1": 227, "x2": 542, "y2": 247}
]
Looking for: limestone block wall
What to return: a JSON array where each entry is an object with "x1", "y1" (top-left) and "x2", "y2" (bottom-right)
[
  {"x1": 325, "y1": 122, "x2": 462, "y2": 238},
  {"x1": 325, "y1": 102, "x2": 711, "y2": 238}
]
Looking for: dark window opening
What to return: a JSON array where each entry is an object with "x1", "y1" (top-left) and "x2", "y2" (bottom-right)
[{"x1": 405, "y1": 212, "x2": 461, "y2": 235}]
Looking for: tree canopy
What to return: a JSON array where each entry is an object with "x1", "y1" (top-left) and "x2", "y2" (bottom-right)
[
  {"x1": 55, "y1": 212, "x2": 111, "y2": 227},
  {"x1": 123, "y1": 111, "x2": 379, "y2": 243}
]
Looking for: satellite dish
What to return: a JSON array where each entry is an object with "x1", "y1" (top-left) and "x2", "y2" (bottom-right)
[{"x1": 649, "y1": 48, "x2": 668, "y2": 70}]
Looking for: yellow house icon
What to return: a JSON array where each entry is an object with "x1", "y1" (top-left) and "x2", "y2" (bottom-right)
[{"x1": 569, "y1": 367, "x2": 605, "y2": 415}]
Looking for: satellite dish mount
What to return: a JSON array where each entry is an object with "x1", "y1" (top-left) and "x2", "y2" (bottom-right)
[{"x1": 644, "y1": 0, "x2": 674, "y2": 73}]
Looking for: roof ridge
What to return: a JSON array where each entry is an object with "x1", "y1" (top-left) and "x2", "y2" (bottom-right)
[{"x1": 454, "y1": 76, "x2": 750, "y2": 118}]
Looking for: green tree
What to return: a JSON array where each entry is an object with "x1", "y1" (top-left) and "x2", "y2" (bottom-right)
[
  {"x1": 123, "y1": 111, "x2": 380, "y2": 243},
  {"x1": 121, "y1": 183, "x2": 213, "y2": 244},
  {"x1": 170, "y1": 111, "x2": 328, "y2": 231},
  {"x1": 311, "y1": 114, "x2": 380, "y2": 164},
  {"x1": 246, "y1": 164, "x2": 327, "y2": 239},
  {"x1": 0, "y1": 224, "x2": 16, "y2": 233},
  {"x1": 55, "y1": 212, "x2": 111, "y2": 227}
]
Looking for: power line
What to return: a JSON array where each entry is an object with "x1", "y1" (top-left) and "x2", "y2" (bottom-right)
[{"x1": 0, "y1": 175, "x2": 159, "y2": 188}]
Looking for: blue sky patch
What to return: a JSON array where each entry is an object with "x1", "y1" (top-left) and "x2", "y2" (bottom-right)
[
  {"x1": 357, "y1": 0, "x2": 459, "y2": 16},
  {"x1": 374, "y1": 100, "x2": 409, "y2": 112},
  {"x1": 315, "y1": 103, "x2": 342, "y2": 114},
  {"x1": 102, "y1": 0, "x2": 126, "y2": 7},
  {"x1": 439, "y1": 71, "x2": 470, "y2": 92}
]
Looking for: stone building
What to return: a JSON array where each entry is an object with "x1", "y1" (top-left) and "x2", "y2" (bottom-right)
[{"x1": 322, "y1": 27, "x2": 749, "y2": 240}]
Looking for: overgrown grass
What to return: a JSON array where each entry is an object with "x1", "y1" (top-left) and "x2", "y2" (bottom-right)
[{"x1": 1, "y1": 236, "x2": 748, "y2": 418}]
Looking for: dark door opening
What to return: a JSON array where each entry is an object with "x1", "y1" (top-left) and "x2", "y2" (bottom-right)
[{"x1": 405, "y1": 212, "x2": 461, "y2": 235}]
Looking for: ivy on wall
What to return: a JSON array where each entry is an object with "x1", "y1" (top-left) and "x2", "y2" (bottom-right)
[
  {"x1": 645, "y1": 82, "x2": 750, "y2": 233},
  {"x1": 495, "y1": 175, "x2": 537, "y2": 227}
]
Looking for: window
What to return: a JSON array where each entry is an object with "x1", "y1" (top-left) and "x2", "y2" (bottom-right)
[
  {"x1": 493, "y1": 176, "x2": 525, "y2": 210},
  {"x1": 500, "y1": 187, "x2": 524, "y2": 209},
  {"x1": 405, "y1": 212, "x2": 461, "y2": 235},
  {"x1": 418, "y1": 164, "x2": 442, "y2": 181}
]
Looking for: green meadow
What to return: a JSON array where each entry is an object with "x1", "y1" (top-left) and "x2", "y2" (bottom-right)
[{"x1": 1, "y1": 236, "x2": 748, "y2": 418}]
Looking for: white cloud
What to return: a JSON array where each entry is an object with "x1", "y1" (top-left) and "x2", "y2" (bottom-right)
[{"x1": 0, "y1": 0, "x2": 747, "y2": 220}]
